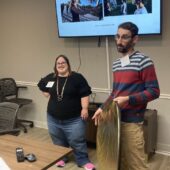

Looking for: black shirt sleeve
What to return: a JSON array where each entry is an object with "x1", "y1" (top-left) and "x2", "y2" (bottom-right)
[{"x1": 75, "y1": 73, "x2": 92, "y2": 97}]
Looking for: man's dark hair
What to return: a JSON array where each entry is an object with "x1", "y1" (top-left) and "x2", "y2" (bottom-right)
[{"x1": 118, "y1": 22, "x2": 139, "y2": 37}]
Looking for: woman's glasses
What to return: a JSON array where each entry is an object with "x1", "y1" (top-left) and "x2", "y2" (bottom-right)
[{"x1": 57, "y1": 62, "x2": 67, "y2": 66}]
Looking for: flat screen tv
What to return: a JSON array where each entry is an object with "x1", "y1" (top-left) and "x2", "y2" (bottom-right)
[{"x1": 55, "y1": 0, "x2": 161, "y2": 37}]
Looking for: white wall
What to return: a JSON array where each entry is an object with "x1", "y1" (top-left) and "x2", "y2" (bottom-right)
[{"x1": 0, "y1": 0, "x2": 170, "y2": 155}]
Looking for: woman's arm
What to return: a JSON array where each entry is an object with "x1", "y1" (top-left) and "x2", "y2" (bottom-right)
[
  {"x1": 81, "y1": 96, "x2": 89, "y2": 120},
  {"x1": 42, "y1": 92, "x2": 50, "y2": 98}
]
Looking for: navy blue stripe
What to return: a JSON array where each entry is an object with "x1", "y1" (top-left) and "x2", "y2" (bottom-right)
[{"x1": 113, "y1": 82, "x2": 145, "y2": 93}]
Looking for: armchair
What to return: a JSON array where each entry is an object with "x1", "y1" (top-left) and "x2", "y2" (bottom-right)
[
  {"x1": 0, "y1": 78, "x2": 34, "y2": 133},
  {"x1": 0, "y1": 102, "x2": 20, "y2": 135}
]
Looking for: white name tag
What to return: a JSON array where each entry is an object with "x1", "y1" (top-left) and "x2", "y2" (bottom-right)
[
  {"x1": 46, "y1": 81, "x2": 54, "y2": 88},
  {"x1": 120, "y1": 55, "x2": 130, "y2": 67}
]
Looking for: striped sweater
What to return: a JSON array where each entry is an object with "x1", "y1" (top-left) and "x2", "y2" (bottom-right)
[{"x1": 104, "y1": 51, "x2": 160, "y2": 123}]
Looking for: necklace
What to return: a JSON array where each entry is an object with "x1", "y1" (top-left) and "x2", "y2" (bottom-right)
[{"x1": 56, "y1": 77, "x2": 68, "y2": 101}]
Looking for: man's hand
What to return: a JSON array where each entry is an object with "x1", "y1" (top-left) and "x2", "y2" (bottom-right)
[
  {"x1": 113, "y1": 96, "x2": 129, "y2": 107},
  {"x1": 92, "y1": 108, "x2": 103, "y2": 126}
]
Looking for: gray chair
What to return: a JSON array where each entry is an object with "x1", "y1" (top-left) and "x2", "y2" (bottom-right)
[
  {"x1": 0, "y1": 78, "x2": 34, "y2": 133},
  {"x1": 0, "y1": 102, "x2": 20, "y2": 135},
  {"x1": 0, "y1": 79, "x2": 3, "y2": 102}
]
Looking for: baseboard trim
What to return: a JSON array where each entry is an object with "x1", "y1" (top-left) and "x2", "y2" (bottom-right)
[
  {"x1": 156, "y1": 143, "x2": 170, "y2": 155},
  {"x1": 33, "y1": 120, "x2": 48, "y2": 129},
  {"x1": 156, "y1": 150, "x2": 170, "y2": 156},
  {"x1": 32, "y1": 120, "x2": 170, "y2": 156}
]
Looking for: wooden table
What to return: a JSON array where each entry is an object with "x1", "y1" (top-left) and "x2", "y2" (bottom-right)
[{"x1": 0, "y1": 135, "x2": 72, "y2": 170}]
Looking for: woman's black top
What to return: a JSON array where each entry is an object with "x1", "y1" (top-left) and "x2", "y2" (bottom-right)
[
  {"x1": 38, "y1": 72, "x2": 91, "y2": 120},
  {"x1": 71, "y1": 9, "x2": 80, "y2": 22}
]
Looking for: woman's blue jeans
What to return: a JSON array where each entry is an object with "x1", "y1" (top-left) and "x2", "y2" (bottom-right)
[{"x1": 47, "y1": 114, "x2": 90, "y2": 166}]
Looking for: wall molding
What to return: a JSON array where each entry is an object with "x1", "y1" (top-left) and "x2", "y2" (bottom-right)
[
  {"x1": 16, "y1": 81, "x2": 170, "y2": 100},
  {"x1": 17, "y1": 81, "x2": 37, "y2": 87}
]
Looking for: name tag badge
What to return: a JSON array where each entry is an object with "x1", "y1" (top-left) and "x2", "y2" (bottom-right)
[
  {"x1": 120, "y1": 55, "x2": 130, "y2": 67},
  {"x1": 46, "y1": 81, "x2": 54, "y2": 88}
]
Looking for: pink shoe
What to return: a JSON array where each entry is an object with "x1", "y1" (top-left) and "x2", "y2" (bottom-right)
[
  {"x1": 56, "y1": 160, "x2": 65, "y2": 167},
  {"x1": 83, "y1": 163, "x2": 95, "y2": 170}
]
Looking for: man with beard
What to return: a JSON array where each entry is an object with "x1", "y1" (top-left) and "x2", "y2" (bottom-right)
[{"x1": 92, "y1": 22, "x2": 160, "y2": 170}]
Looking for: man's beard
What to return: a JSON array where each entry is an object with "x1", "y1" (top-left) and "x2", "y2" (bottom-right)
[{"x1": 116, "y1": 42, "x2": 134, "y2": 54}]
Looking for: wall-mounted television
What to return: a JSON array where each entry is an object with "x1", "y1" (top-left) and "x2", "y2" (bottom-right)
[{"x1": 55, "y1": 0, "x2": 161, "y2": 37}]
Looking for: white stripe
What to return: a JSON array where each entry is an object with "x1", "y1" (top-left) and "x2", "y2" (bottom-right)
[
  {"x1": 141, "y1": 62, "x2": 153, "y2": 69},
  {"x1": 113, "y1": 67, "x2": 140, "y2": 71},
  {"x1": 112, "y1": 53, "x2": 153, "y2": 71}
]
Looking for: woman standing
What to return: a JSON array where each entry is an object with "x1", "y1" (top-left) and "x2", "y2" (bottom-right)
[
  {"x1": 121, "y1": 0, "x2": 127, "y2": 15},
  {"x1": 38, "y1": 55, "x2": 95, "y2": 170},
  {"x1": 70, "y1": 0, "x2": 82, "y2": 22}
]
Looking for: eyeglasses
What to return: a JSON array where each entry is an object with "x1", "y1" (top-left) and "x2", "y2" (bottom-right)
[
  {"x1": 114, "y1": 34, "x2": 132, "y2": 41},
  {"x1": 56, "y1": 62, "x2": 67, "y2": 65}
]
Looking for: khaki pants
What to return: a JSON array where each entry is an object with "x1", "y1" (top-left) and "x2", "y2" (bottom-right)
[{"x1": 120, "y1": 122, "x2": 149, "y2": 170}]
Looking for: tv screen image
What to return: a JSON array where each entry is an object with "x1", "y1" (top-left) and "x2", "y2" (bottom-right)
[{"x1": 55, "y1": 0, "x2": 161, "y2": 37}]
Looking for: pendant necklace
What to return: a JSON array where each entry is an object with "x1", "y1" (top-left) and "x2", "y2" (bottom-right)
[{"x1": 56, "y1": 76, "x2": 68, "y2": 101}]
